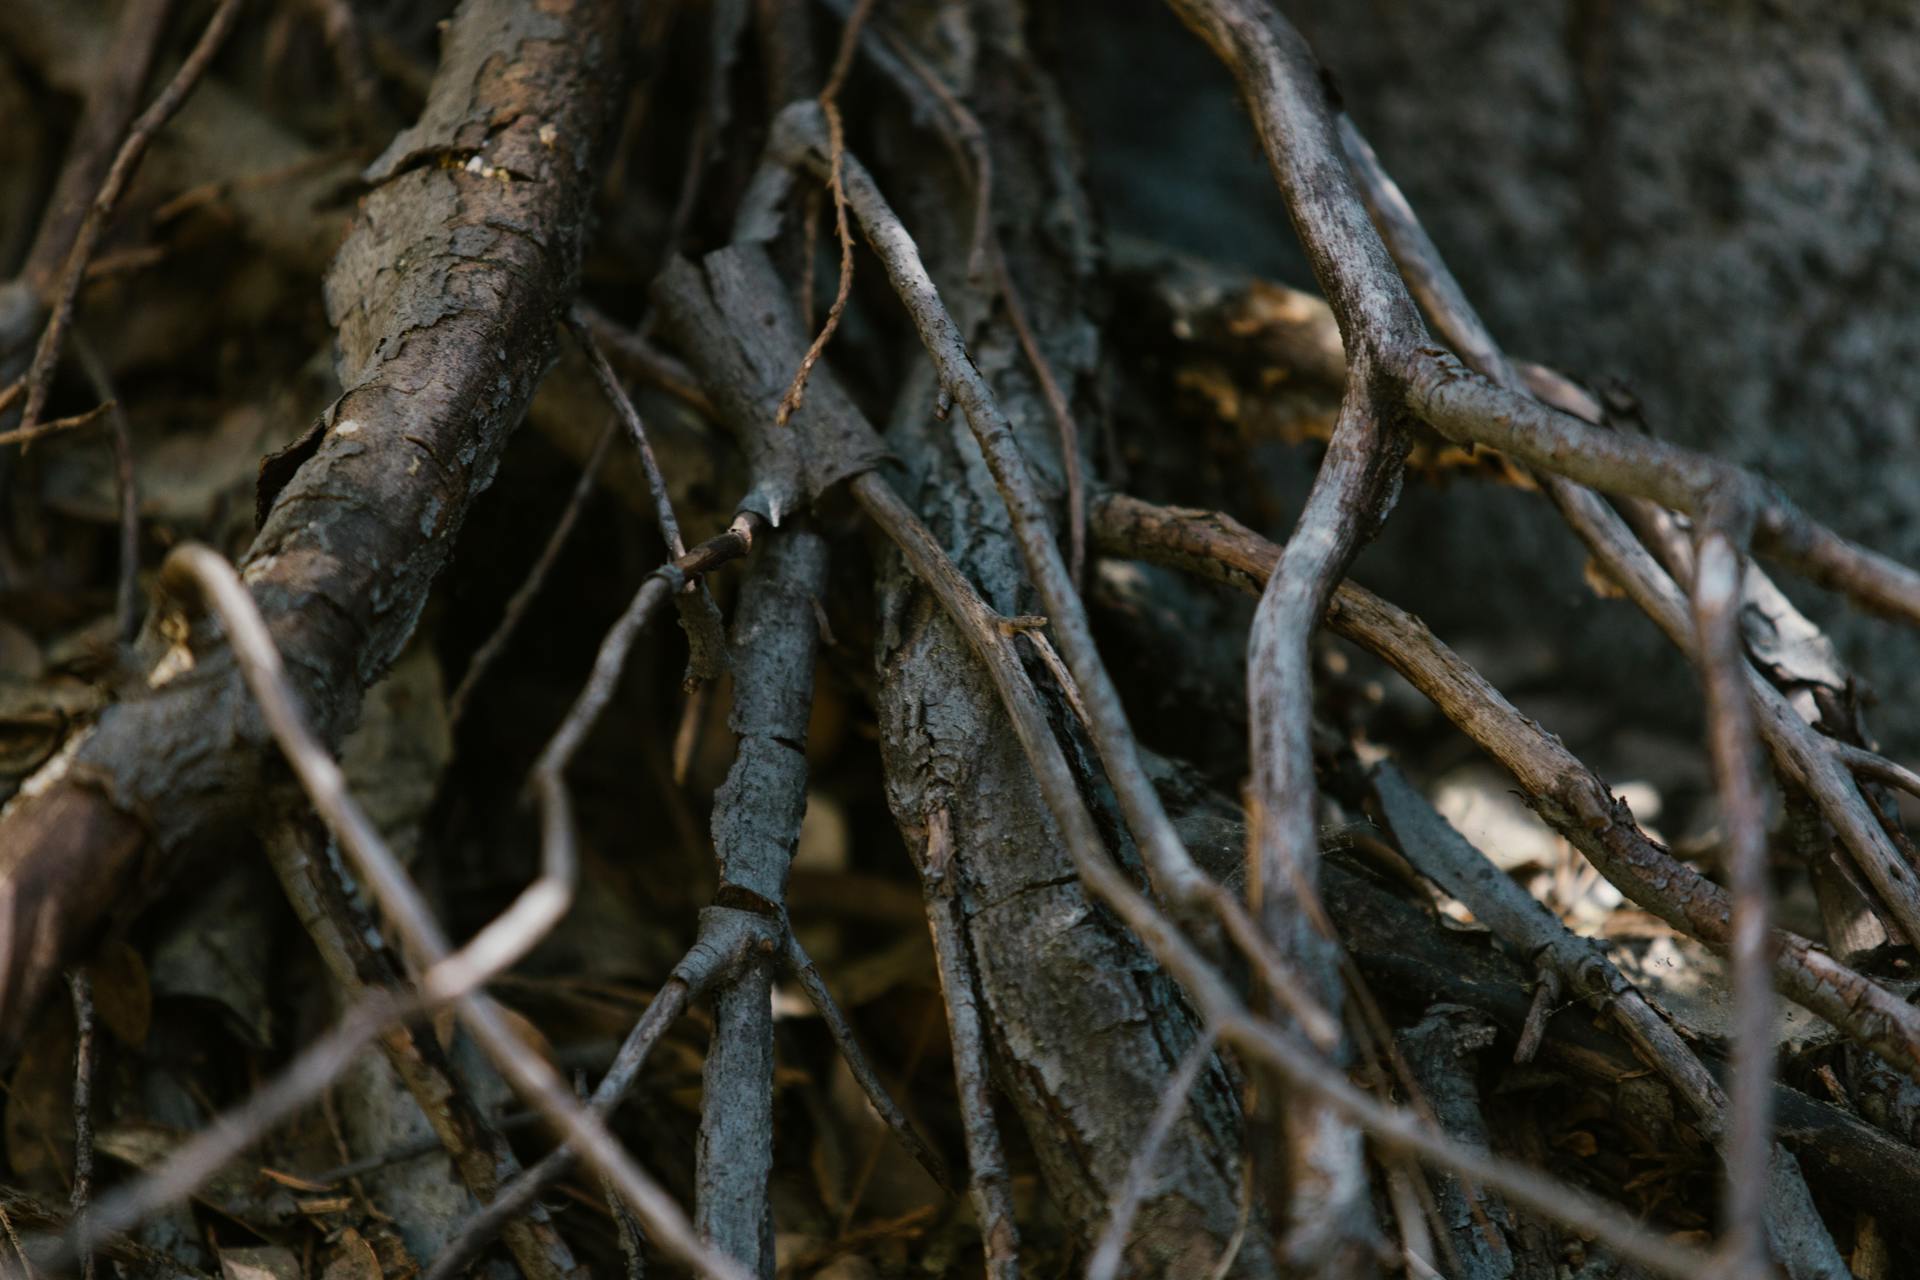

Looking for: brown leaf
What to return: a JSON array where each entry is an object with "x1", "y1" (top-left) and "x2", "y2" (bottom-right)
[
  {"x1": 321, "y1": 1227, "x2": 384, "y2": 1280},
  {"x1": 89, "y1": 940, "x2": 152, "y2": 1047}
]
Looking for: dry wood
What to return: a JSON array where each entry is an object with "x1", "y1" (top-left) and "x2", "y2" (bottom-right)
[{"x1": 0, "y1": 0, "x2": 634, "y2": 1047}]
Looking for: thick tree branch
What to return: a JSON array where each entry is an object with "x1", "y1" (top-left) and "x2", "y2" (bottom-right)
[{"x1": 0, "y1": 0, "x2": 632, "y2": 1047}]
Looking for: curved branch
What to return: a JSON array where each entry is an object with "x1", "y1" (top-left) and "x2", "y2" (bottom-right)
[
  {"x1": 0, "y1": 0, "x2": 633, "y2": 1047},
  {"x1": 1090, "y1": 492, "x2": 1920, "y2": 1085}
]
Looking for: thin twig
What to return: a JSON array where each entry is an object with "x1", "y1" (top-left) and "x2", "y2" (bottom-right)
[
  {"x1": 67, "y1": 971, "x2": 95, "y2": 1280},
  {"x1": 570, "y1": 313, "x2": 686, "y2": 557},
  {"x1": 54, "y1": 988, "x2": 422, "y2": 1261},
  {"x1": 773, "y1": 0, "x2": 876, "y2": 427},
  {"x1": 990, "y1": 244, "x2": 1088, "y2": 587},
  {"x1": 784, "y1": 935, "x2": 955, "y2": 1191},
  {"x1": 1088, "y1": 492, "x2": 1920, "y2": 1085},
  {"x1": 267, "y1": 819, "x2": 582, "y2": 1280},
  {"x1": 573, "y1": 301, "x2": 718, "y2": 420},
  {"x1": 1835, "y1": 742, "x2": 1920, "y2": 801},
  {"x1": 15, "y1": 0, "x2": 176, "y2": 301},
  {"x1": 14, "y1": 0, "x2": 246, "y2": 435},
  {"x1": 1086, "y1": 1025, "x2": 1221, "y2": 1280},
  {"x1": 861, "y1": 479, "x2": 1707, "y2": 1278},
  {"x1": 1170, "y1": 0, "x2": 1920, "y2": 628},
  {"x1": 1373, "y1": 764, "x2": 1846, "y2": 1279},
  {"x1": 76, "y1": 542, "x2": 761, "y2": 1280},
  {"x1": 71, "y1": 337, "x2": 140, "y2": 645},
  {"x1": 448, "y1": 419, "x2": 616, "y2": 729},
  {"x1": 846, "y1": 27, "x2": 1088, "y2": 583},
  {"x1": 670, "y1": 193, "x2": 1334, "y2": 1049},
  {"x1": 569, "y1": 310, "x2": 729, "y2": 685},
  {"x1": 768, "y1": 100, "x2": 1224, "y2": 938},
  {"x1": 427, "y1": 981, "x2": 693, "y2": 1280},
  {"x1": 1548, "y1": 460, "x2": 1920, "y2": 953},
  {"x1": 1339, "y1": 102, "x2": 1790, "y2": 1272},
  {"x1": 0, "y1": 401, "x2": 114, "y2": 449},
  {"x1": 922, "y1": 806, "x2": 1021, "y2": 1279}
]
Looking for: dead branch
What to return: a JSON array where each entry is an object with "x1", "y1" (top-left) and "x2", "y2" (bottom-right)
[
  {"x1": 84, "y1": 541, "x2": 754, "y2": 1279},
  {"x1": 921, "y1": 805, "x2": 1022, "y2": 1279},
  {"x1": 765, "y1": 100, "x2": 1222, "y2": 918},
  {"x1": 1373, "y1": 765, "x2": 1847, "y2": 1279},
  {"x1": 1335, "y1": 108, "x2": 1788, "y2": 1273},
  {"x1": 0, "y1": 0, "x2": 633, "y2": 1048},
  {"x1": 657, "y1": 222, "x2": 1281, "y2": 1266},
  {"x1": 10, "y1": 0, "x2": 244, "y2": 435},
  {"x1": 1089, "y1": 493, "x2": 1920, "y2": 1083},
  {"x1": 1170, "y1": 0, "x2": 1920, "y2": 626},
  {"x1": 265, "y1": 818, "x2": 584, "y2": 1280},
  {"x1": 696, "y1": 523, "x2": 831, "y2": 1270},
  {"x1": 861, "y1": 472, "x2": 1707, "y2": 1277}
]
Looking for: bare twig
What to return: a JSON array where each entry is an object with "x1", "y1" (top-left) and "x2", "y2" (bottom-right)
[
  {"x1": 88, "y1": 543, "x2": 758, "y2": 1280},
  {"x1": 56, "y1": 988, "x2": 424, "y2": 1262},
  {"x1": 1089, "y1": 493, "x2": 1920, "y2": 1084},
  {"x1": 14, "y1": 0, "x2": 175, "y2": 304},
  {"x1": 13, "y1": 0, "x2": 245, "y2": 434},
  {"x1": 569, "y1": 309, "x2": 729, "y2": 684},
  {"x1": 860, "y1": 480, "x2": 1707, "y2": 1279},
  {"x1": 1337, "y1": 103, "x2": 1789, "y2": 1272},
  {"x1": 921, "y1": 806, "x2": 1021, "y2": 1279},
  {"x1": 825, "y1": 7, "x2": 1089, "y2": 581},
  {"x1": 67, "y1": 971, "x2": 96, "y2": 1280},
  {"x1": 427, "y1": 981, "x2": 693, "y2": 1280},
  {"x1": 0, "y1": 0, "x2": 636, "y2": 1049},
  {"x1": 1373, "y1": 765, "x2": 1846, "y2": 1280},
  {"x1": 0, "y1": 401, "x2": 114, "y2": 449},
  {"x1": 783, "y1": 935, "x2": 955, "y2": 1192},
  {"x1": 767, "y1": 100, "x2": 1226, "y2": 942},
  {"x1": 448, "y1": 420, "x2": 617, "y2": 729},
  {"x1": 659, "y1": 235, "x2": 1331, "y2": 1044},
  {"x1": 1168, "y1": 0, "x2": 1920, "y2": 630},
  {"x1": 1086, "y1": 1025, "x2": 1222, "y2": 1280},
  {"x1": 990, "y1": 245, "x2": 1089, "y2": 588},
  {"x1": 773, "y1": 0, "x2": 876, "y2": 427},
  {"x1": 570, "y1": 313, "x2": 688, "y2": 558},
  {"x1": 1150, "y1": 8, "x2": 1437, "y2": 1258},
  {"x1": 266, "y1": 819, "x2": 582, "y2": 1280},
  {"x1": 1514, "y1": 375, "x2": 1920, "y2": 957},
  {"x1": 569, "y1": 302, "x2": 718, "y2": 420},
  {"x1": 1835, "y1": 742, "x2": 1920, "y2": 801}
]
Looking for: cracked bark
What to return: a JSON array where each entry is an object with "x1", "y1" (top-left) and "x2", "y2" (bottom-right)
[
  {"x1": 0, "y1": 0, "x2": 631, "y2": 1048},
  {"x1": 650, "y1": 45, "x2": 1269, "y2": 1265},
  {"x1": 858, "y1": 16, "x2": 1269, "y2": 1272}
]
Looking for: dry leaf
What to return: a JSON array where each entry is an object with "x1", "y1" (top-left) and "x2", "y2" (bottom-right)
[
  {"x1": 322, "y1": 1227, "x2": 384, "y2": 1280},
  {"x1": 89, "y1": 940, "x2": 152, "y2": 1047}
]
